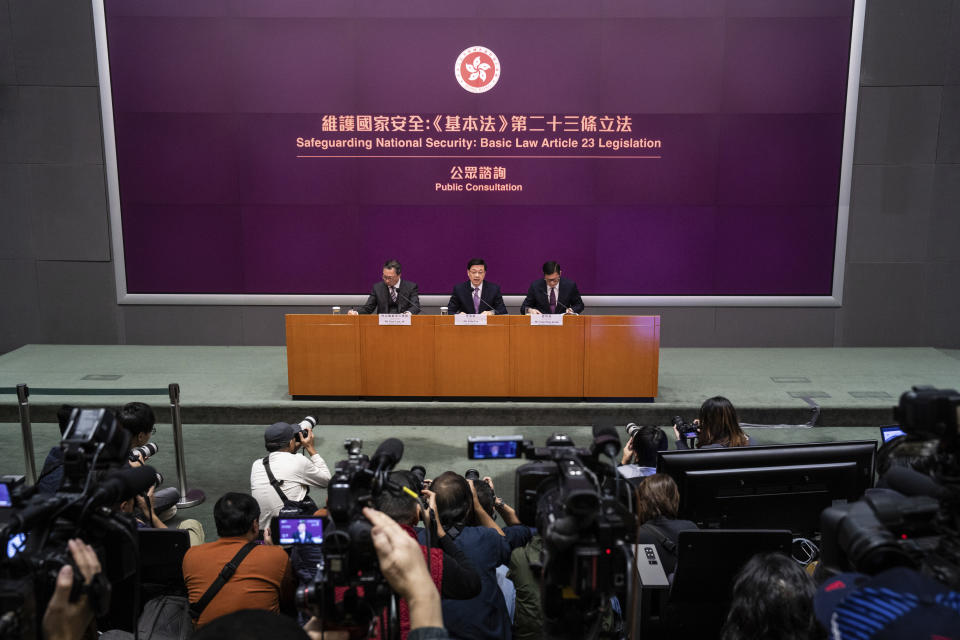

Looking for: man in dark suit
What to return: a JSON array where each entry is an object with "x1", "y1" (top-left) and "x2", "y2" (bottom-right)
[
  {"x1": 447, "y1": 258, "x2": 508, "y2": 315},
  {"x1": 520, "y1": 261, "x2": 585, "y2": 315},
  {"x1": 349, "y1": 259, "x2": 420, "y2": 315}
]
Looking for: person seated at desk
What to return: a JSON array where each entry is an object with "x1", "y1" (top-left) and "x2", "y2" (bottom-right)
[
  {"x1": 675, "y1": 396, "x2": 754, "y2": 449},
  {"x1": 520, "y1": 261, "x2": 584, "y2": 315},
  {"x1": 349, "y1": 259, "x2": 420, "y2": 315},
  {"x1": 447, "y1": 258, "x2": 508, "y2": 315}
]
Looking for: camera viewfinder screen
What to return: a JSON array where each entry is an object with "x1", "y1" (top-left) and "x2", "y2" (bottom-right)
[
  {"x1": 67, "y1": 410, "x2": 101, "y2": 441},
  {"x1": 471, "y1": 440, "x2": 520, "y2": 459},
  {"x1": 0, "y1": 484, "x2": 11, "y2": 508},
  {"x1": 279, "y1": 517, "x2": 323, "y2": 545},
  {"x1": 6, "y1": 533, "x2": 27, "y2": 559},
  {"x1": 881, "y1": 426, "x2": 906, "y2": 443}
]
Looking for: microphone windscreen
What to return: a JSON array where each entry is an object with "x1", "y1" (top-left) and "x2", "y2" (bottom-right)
[
  {"x1": 372, "y1": 438, "x2": 404, "y2": 467},
  {"x1": 95, "y1": 465, "x2": 158, "y2": 505},
  {"x1": 879, "y1": 466, "x2": 946, "y2": 498}
]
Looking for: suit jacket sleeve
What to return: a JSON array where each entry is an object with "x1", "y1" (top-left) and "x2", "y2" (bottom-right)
[
  {"x1": 357, "y1": 283, "x2": 379, "y2": 314},
  {"x1": 489, "y1": 284, "x2": 508, "y2": 315},
  {"x1": 520, "y1": 282, "x2": 539, "y2": 315},
  {"x1": 568, "y1": 281, "x2": 585, "y2": 314},
  {"x1": 403, "y1": 281, "x2": 421, "y2": 314},
  {"x1": 447, "y1": 283, "x2": 464, "y2": 314}
]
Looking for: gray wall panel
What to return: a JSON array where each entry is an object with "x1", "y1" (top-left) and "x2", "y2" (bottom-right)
[
  {"x1": 242, "y1": 307, "x2": 310, "y2": 346},
  {"x1": 0, "y1": 164, "x2": 34, "y2": 259},
  {"x1": 937, "y1": 86, "x2": 960, "y2": 162},
  {"x1": 859, "y1": 0, "x2": 950, "y2": 86},
  {"x1": 36, "y1": 260, "x2": 119, "y2": 344},
  {"x1": 17, "y1": 87, "x2": 103, "y2": 164},
  {"x1": 923, "y1": 262, "x2": 960, "y2": 347},
  {"x1": 840, "y1": 263, "x2": 927, "y2": 346},
  {"x1": 8, "y1": 0, "x2": 97, "y2": 86},
  {"x1": 847, "y1": 164, "x2": 934, "y2": 262},
  {"x1": 29, "y1": 164, "x2": 110, "y2": 261},
  {"x1": 123, "y1": 306, "x2": 244, "y2": 346},
  {"x1": 0, "y1": 259, "x2": 41, "y2": 354},
  {"x1": 947, "y1": 0, "x2": 960, "y2": 85},
  {"x1": 854, "y1": 86, "x2": 942, "y2": 164},
  {"x1": 0, "y1": 0, "x2": 15, "y2": 85},
  {"x1": 928, "y1": 164, "x2": 960, "y2": 262},
  {"x1": 715, "y1": 308, "x2": 837, "y2": 347},
  {"x1": 0, "y1": 86, "x2": 21, "y2": 163}
]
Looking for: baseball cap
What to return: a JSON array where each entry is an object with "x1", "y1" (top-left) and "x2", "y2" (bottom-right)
[
  {"x1": 814, "y1": 567, "x2": 960, "y2": 639},
  {"x1": 264, "y1": 421, "x2": 296, "y2": 446}
]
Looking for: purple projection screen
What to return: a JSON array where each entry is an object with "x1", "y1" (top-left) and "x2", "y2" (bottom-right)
[{"x1": 95, "y1": 0, "x2": 862, "y2": 306}]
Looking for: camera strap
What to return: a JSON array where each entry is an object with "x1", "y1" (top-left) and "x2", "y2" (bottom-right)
[
  {"x1": 640, "y1": 522, "x2": 677, "y2": 555},
  {"x1": 188, "y1": 540, "x2": 258, "y2": 620},
  {"x1": 261, "y1": 454, "x2": 296, "y2": 508}
]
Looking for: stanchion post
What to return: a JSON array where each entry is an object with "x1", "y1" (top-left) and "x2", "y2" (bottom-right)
[
  {"x1": 168, "y1": 383, "x2": 204, "y2": 508},
  {"x1": 16, "y1": 384, "x2": 37, "y2": 484}
]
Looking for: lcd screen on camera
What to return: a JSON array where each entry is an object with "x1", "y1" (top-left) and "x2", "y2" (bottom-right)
[
  {"x1": 6, "y1": 532, "x2": 26, "y2": 559},
  {"x1": 880, "y1": 426, "x2": 906, "y2": 443},
  {"x1": 683, "y1": 429, "x2": 699, "y2": 439},
  {"x1": 278, "y1": 517, "x2": 323, "y2": 545},
  {"x1": 66, "y1": 410, "x2": 102, "y2": 442},
  {"x1": 470, "y1": 440, "x2": 520, "y2": 459},
  {"x1": 0, "y1": 483, "x2": 11, "y2": 507}
]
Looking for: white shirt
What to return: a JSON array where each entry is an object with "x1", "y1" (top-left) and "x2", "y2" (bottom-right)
[{"x1": 250, "y1": 450, "x2": 331, "y2": 530}]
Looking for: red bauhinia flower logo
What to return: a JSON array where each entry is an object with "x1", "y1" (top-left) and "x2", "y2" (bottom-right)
[{"x1": 455, "y1": 46, "x2": 501, "y2": 94}]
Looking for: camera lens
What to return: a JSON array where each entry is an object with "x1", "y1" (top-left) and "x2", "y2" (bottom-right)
[
  {"x1": 465, "y1": 469, "x2": 480, "y2": 481},
  {"x1": 299, "y1": 416, "x2": 317, "y2": 429},
  {"x1": 625, "y1": 423, "x2": 640, "y2": 437}
]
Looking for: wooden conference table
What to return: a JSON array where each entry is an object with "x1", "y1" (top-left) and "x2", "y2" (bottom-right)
[{"x1": 286, "y1": 314, "x2": 659, "y2": 398}]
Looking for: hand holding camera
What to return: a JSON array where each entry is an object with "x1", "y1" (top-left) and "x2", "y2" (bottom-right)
[{"x1": 296, "y1": 417, "x2": 317, "y2": 455}]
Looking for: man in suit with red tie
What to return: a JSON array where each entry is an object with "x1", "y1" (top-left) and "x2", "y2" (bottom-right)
[
  {"x1": 520, "y1": 261, "x2": 585, "y2": 315},
  {"x1": 447, "y1": 258, "x2": 508, "y2": 315}
]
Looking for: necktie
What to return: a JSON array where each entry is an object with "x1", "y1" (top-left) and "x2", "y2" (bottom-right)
[
  {"x1": 549, "y1": 287, "x2": 556, "y2": 314},
  {"x1": 473, "y1": 287, "x2": 480, "y2": 314},
  {"x1": 390, "y1": 286, "x2": 397, "y2": 303}
]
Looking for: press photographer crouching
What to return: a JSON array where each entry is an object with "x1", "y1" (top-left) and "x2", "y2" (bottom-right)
[
  {"x1": 674, "y1": 396, "x2": 754, "y2": 450},
  {"x1": 250, "y1": 418, "x2": 331, "y2": 532},
  {"x1": 814, "y1": 386, "x2": 960, "y2": 637},
  {"x1": 618, "y1": 424, "x2": 668, "y2": 482},
  {"x1": 120, "y1": 402, "x2": 180, "y2": 522}
]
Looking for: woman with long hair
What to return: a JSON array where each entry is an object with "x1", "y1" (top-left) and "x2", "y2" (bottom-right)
[{"x1": 676, "y1": 396, "x2": 753, "y2": 449}]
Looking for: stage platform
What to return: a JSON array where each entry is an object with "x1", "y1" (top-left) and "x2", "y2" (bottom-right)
[{"x1": 2, "y1": 345, "x2": 959, "y2": 427}]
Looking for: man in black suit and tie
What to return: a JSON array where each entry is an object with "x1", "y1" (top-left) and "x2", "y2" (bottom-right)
[
  {"x1": 520, "y1": 261, "x2": 585, "y2": 315},
  {"x1": 349, "y1": 259, "x2": 421, "y2": 315},
  {"x1": 447, "y1": 258, "x2": 508, "y2": 315}
]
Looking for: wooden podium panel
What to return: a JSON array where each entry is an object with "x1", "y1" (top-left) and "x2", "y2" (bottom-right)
[
  {"x1": 584, "y1": 316, "x2": 660, "y2": 397},
  {"x1": 359, "y1": 315, "x2": 436, "y2": 396},
  {"x1": 286, "y1": 315, "x2": 361, "y2": 396},
  {"x1": 434, "y1": 316, "x2": 510, "y2": 396},
  {"x1": 509, "y1": 315, "x2": 585, "y2": 397}
]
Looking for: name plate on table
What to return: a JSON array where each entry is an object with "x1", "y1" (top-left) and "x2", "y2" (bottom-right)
[
  {"x1": 378, "y1": 314, "x2": 411, "y2": 326},
  {"x1": 455, "y1": 314, "x2": 488, "y2": 326},
  {"x1": 530, "y1": 314, "x2": 564, "y2": 326}
]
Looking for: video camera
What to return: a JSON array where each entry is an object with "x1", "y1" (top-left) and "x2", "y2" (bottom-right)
[
  {"x1": 819, "y1": 386, "x2": 960, "y2": 588},
  {"x1": 1, "y1": 408, "x2": 160, "y2": 640},
  {"x1": 506, "y1": 427, "x2": 636, "y2": 639},
  {"x1": 296, "y1": 437, "x2": 412, "y2": 636}
]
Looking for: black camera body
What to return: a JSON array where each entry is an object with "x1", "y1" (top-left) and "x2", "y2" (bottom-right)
[
  {"x1": 819, "y1": 386, "x2": 960, "y2": 588},
  {"x1": 1, "y1": 408, "x2": 152, "y2": 640},
  {"x1": 672, "y1": 416, "x2": 699, "y2": 441},
  {"x1": 512, "y1": 430, "x2": 636, "y2": 638}
]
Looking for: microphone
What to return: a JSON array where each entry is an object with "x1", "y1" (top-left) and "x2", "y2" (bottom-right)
[
  {"x1": 371, "y1": 438, "x2": 404, "y2": 471},
  {"x1": 879, "y1": 466, "x2": 947, "y2": 499},
  {"x1": 392, "y1": 287, "x2": 421, "y2": 314},
  {"x1": 590, "y1": 424, "x2": 621, "y2": 461},
  {"x1": 86, "y1": 465, "x2": 159, "y2": 508}
]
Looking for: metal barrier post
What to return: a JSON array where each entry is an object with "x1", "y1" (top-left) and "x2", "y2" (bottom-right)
[
  {"x1": 16, "y1": 384, "x2": 37, "y2": 484},
  {"x1": 168, "y1": 383, "x2": 204, "y2": 508}
]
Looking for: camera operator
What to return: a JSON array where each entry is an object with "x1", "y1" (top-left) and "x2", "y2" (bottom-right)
[
  {"x1": 41, "y1": 538, "x2": 103, "y2": 640},
  {"x1": 120, "y1": 402, "x2": 180, "y2": 521},
  {"x1": 419, "y1": 471, "x2": 532, "y2": 640},
  {"x1": 675, "y1": 396, "x2": 753, "y2": 450},
  {"x1": 250, "y1": 421, "x2": 331, "y2": 532},
  {"x1": 182, "y1": 492, "x2": 294, "y2": 628},
  {"x1": 619, "y1": 425, "x2": 668, "y2": 482}
]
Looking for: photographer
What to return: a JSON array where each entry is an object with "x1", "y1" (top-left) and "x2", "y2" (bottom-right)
[
  {"x1": 419, "y1": 471, "x2": 531, "y2": 640},
  {"x1": 675, "y1": 396, "x2": 753, "y2": 450},
  {"x1": 120, "y1": 402, "x2": 180, "y2": 521},
  {"x1": 250, "y1": 421, "x2": 331, "y2": 531},
  {"x1": 618, "y1": 425, "x2": 668, "y2": 482},
  {"x1": 182, "y1": 492, "x2": 294, "y2": 628}
]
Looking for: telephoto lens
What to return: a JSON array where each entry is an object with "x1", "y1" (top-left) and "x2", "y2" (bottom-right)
[
  {"x1": 625, "y1": 423, "x2": 640, "y2": 438},
  {"x1": 129, "y1": 442, "x2": 158, "y2": 462},
  {"x1": 295, "y1": 416, "x2": 316, "y2": 442}
]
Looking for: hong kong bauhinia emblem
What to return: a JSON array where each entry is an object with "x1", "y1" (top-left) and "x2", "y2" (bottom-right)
[{"x1": 455, "y1": 46, "x2": 501, "y2": 93}]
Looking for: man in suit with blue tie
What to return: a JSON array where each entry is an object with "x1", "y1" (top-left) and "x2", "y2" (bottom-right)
[
  {"x1": 447, "y1": 258, "x2": 508, "y2": 315},
  {"x1": 520, "y1": 261, "x2": 585, "y2": 315}
]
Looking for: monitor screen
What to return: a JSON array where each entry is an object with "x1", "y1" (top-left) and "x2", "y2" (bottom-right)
[
  {"x1": 880, "y1": 426, "x2": 906, "y2": 443},
  {"x1": 657, "y1": 440, "x2": 877, "y2": 535}
]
